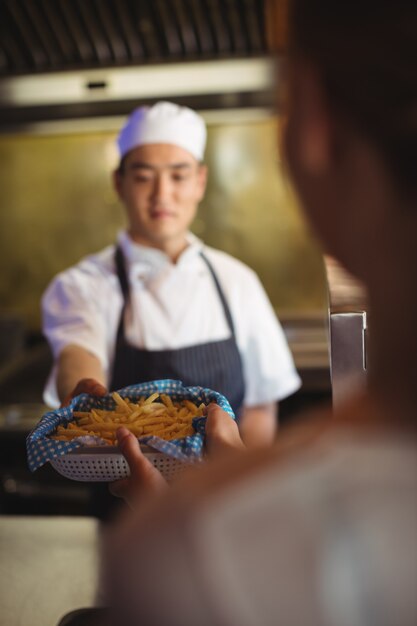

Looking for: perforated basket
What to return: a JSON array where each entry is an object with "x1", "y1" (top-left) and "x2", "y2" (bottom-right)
[{"x1": 50, "y1": 446, "x2": 190, "y2": 482}]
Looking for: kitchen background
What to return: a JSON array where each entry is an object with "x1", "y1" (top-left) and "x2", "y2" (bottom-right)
[
  {"x1": 0, "y1": 0, "x2": 338, "y2": 517},
  {"x1": 0, "y1": 116, "x2": 327, "y2": 332}
]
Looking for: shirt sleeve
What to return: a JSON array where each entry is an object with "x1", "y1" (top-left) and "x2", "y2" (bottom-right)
[
  {"x1": 235, "y1": 270, "x2": 301, "y2": 406},
  {"x1": 104, "y1": 457, "x2": 325, "y2": 626},
  {"x1": 41, "y1": 266, "x2": 111, "y2": 407},
  {"x1": 104, "y1": 439, "x2": 417, "y2": 626}
]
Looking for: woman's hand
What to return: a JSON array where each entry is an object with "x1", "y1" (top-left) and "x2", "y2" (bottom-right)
[
  {"x1": 109, "y1": 404, "x2": 244, "y2": 508},
  {"x1": 204, "y1": 403, "x2": 246, "y2": 458},
  {"x1": 61, "y1": 377, "x2": 108, "y2": 407},
  {"x1": 109, "y1": 427, "x2": 167, "y2": 506}
]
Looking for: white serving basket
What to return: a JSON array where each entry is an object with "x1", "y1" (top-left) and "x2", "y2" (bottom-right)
[
  {"x1": 27, "y1": 381, "x2": 233, "y2": 482},
  {"x1": 50, "y1": 446, "x2": 190, "y2": 482}
]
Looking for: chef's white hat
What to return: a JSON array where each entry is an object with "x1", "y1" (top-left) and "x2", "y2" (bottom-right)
[{"x1": 117, "y1": 101, "x2": 207, "y2": 161}]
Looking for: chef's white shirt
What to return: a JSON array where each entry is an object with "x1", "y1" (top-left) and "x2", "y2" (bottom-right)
[{"x1": 42, "y1": 231, "x2": 301, "y2": 408}]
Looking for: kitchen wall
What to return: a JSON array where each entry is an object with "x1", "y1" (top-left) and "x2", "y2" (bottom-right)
[{"x1": 0, "y1": 112, "x2": 328, "y2": 332}]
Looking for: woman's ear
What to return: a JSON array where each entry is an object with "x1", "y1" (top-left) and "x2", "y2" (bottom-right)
[{"x1": 285, "y1": 60, "x2": 333, "y2": 176}]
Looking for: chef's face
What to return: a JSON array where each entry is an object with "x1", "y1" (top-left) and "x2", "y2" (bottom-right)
[{"x1": 114, "y1": 143, "x2": 207, "y2": 254}]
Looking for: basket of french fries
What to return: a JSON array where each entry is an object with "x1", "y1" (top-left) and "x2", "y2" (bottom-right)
[{"x1": 26, "y1": 379, "x2": 234, "y2": 482}]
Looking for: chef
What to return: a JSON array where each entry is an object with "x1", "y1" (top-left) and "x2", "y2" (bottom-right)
[{"x1": 42, "y1": 101, "x2": 301, "y2": 449}]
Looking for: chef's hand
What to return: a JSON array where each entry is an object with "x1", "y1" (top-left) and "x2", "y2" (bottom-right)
[
  {"x1": 110, "y1": 427, "x2": 168, "y2": 506},
  {"x1": 204, "y1": 403, "x2": 246, "y2": 458},
  {"x1": 61, "y1": 378, "x2": 108, "y2": 407}
]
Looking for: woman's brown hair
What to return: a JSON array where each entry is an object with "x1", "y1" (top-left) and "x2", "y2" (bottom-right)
[{"x1": 286, "y1": 0, "x2": 417, "y2": 195}]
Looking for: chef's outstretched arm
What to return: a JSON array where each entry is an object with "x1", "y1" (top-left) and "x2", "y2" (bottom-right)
[
  {"x1": 239, "y1": 403, "x2": 278, "y2": 448},
  {"x1": 57, "y1": 344, "x2": 107, "y2": 406}
]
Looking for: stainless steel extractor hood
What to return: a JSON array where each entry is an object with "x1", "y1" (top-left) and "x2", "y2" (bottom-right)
[{"x1": 0, "y1": 0, "x2": 276, "y2": 126}]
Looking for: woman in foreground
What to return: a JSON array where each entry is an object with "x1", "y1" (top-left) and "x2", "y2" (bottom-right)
[{"x1": 104, "y1": 1, "x2": 417, "y2": 624}]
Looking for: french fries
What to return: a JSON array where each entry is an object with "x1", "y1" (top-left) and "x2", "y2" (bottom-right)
[{"x1": 51, "y1": 392, "x2": 206, "y2": 445}]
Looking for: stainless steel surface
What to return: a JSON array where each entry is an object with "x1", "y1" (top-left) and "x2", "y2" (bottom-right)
[
  {"x1": 0, "y1": 58, "x2": 275, "y2": 108},
  {"x1": 0, "y1": 516, "x2": 98, "y2": 626},
  {"x1": 0, "y1": 0, "x2": 267, "y2": 77},
  {"x1": 329, "y1": 312, "x2": 367, "y2": 408},
  {"x1": 324, "y1": 255, "x2": 368, "y2": 313},
  {"x1": 0, "y1": 0, "x2": 274, "y2": 124}
]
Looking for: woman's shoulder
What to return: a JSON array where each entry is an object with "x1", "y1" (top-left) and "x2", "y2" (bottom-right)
[
  {"x1": 173, "y1": 395, "x2": 417, "y2": 508},
  {"x1": 109, "y1": 403, "x2": 417, "y2": 626}
]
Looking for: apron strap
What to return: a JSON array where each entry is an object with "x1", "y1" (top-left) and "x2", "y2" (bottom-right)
[
  {"x1": 114, "y1": 245, "x2": 130, "y2": 343},
  {"x1": 199, "y1": 251, "x2": 236, "y2": 338},
  {"x1": 115, "y1": 245, "x2": 130, "y2": 302}
]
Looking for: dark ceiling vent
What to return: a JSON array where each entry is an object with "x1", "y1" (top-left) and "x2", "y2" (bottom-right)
[{"x1": 0, "y1": 0, "x2": 268, "y2": 77}]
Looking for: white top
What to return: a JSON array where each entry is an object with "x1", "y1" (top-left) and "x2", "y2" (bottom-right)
[
  {"x1": 106, "y1": 433, "x2": 417, "y2": 626},
  {"x1": 42, "y1": 231, "x2": 301, "y2": 408}
]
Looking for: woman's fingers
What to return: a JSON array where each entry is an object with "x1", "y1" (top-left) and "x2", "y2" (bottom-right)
[
  {"x1": 110, "y1": 427, "x2": 167, "y2": 504},
  {"x1": 205, "y1": 403, "x2": 245, "y2": 458},
  {"x1": 116, "y1": 427, "x2": 158, "y2": 482}
]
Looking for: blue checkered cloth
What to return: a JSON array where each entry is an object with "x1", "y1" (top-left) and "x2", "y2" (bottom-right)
[{"x1": 26, "y1": 379, "x2": 235, "y2": 472}]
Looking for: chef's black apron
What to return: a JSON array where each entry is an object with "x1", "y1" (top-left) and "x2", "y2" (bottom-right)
[{"x1": 89, "y1": 245, "x2": 245, "y2": 521}]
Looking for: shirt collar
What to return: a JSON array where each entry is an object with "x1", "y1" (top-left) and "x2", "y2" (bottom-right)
[{"x1": 117, "y1": 230, "x2": 204, "y2": 273}]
